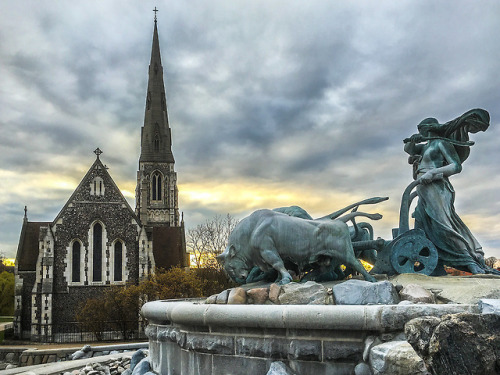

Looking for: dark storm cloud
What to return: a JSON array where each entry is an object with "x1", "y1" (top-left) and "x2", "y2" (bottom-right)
[{"x1": 169, "y1": 0, "x2": 500, "y2": 192}]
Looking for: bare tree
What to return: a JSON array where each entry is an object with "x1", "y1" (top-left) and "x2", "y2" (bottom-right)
[{"x1": 187, "y1": 214, "x2": 239, "y2": 268}]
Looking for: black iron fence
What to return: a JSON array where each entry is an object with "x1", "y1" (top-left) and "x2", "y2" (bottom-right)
[{"x1": 32, "y1": 320, "x2": 147, "y2": 343}]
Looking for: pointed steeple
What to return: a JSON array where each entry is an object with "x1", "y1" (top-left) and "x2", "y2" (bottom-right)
[
  {"x1": 136, "y1": 13, "x2": 180, "y2": 228},
  {"x1": 140, "y1": 17, "x2": 174, "y2": 163}
]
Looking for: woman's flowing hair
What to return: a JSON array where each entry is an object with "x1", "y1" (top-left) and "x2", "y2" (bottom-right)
[{"x1": 437, "y1": 109, "x2": 489, "y2": 163}]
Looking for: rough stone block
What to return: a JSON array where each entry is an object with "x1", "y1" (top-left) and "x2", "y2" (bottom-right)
[
  {"x1": 478, "y1": 299, "x2": 500, "y2": 315},
  {"x1": 323, "y1": 340, "x2": 363, "y2": 361},
  {"x1": 205, "y1": 294, "x2": 217, "y2": 304},
  {"x1": 267, "y1": 361, "x2": 296, "y2": 375},
  {"x1": 247, "y1": 287, "x2": 269, "y2": 304},
  {"x1": 399, "y1": 284, "x2": 435, "y2": 304},
  {"x1": 216, "y1": 289, "x2": 230, "y2": 304},
  {"x1": 157, "y1": 326, "x2": 183, "y2": 346},
  {"x1": 131, "y1": 357, "x2": 151, "y2": 375},
  {"x1": 269, "y1": 283, "x2": 281, "y2": 304},
  {"x1": 369, "y1": 341, "x2": 429, "y2": 375},
  {"x1": 236, "y1": 336, "x2": 288, "y2": 359},
  {"x1": 406, "y1": 313, "x2": 500, "y2": 375},
  {"x1": 130, "y1": 349, "x2": 148, "y2": 371},
  {"x1": 405, "y1": 316, "x2": 441, "y2": 356},
  {"x1": 4, "y1": 352, "x2": 15, "y2": 363},
  {"x1": 288, "y1": 339, "x2": 321, "y2": 361},
  {"x1": 144, "y1": 324, "x2": 157, "y2": 339},
  {"x1": 228, "y1": 287, "x2": 247, "y2": 304},
  {"x1": 184, "y1": 332, "x2": 234, "y2": 355},
  {"x1": 278, "y1": 281, "x2": 327, "y2": 305},
  {"x1": 333, "y1": 280, "x2": 399, "y2": 305},
  {"x1": 354, "y1": 362, "x2": 372, "y2": 375}
]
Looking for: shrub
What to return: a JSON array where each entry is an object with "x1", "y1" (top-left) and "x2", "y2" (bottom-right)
[{"x1": 0, "y1": 271, "x2": 14, "y2": 316}]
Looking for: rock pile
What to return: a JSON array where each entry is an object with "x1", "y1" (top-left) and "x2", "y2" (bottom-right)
[
  {"x1": 205, "y1": 279, "x2": 440, "y2": 306},
  {"x1": 67, "y1": 349, "x2": 151, "y2": 375},
  {"x1": 63, "y1": 356, "x2": 131, "y2": 375}
]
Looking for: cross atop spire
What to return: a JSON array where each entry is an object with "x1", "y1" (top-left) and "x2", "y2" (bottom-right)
[
  {"x1": 94, "y1": 147, "x2": 103, "y2": 159},
  {"x1": 153, "y1": 7, "x2": 158, "y2": 22}
]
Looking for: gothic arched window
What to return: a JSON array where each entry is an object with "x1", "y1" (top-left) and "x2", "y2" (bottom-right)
[
  {"x1": 152, "y1": 172, "x2": 162, "y2": 201},
  {"x1": 93, "y1": 223, "x2": 102, "y2": 282},
  {"x1": 72, "y1": 241, "x2": 81, "y2": 283},
  {"x1": 114, "y1": 241, "x2": 123, "y2": 282}
]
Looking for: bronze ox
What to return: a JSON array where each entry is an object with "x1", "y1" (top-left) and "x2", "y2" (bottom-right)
[{"x1": 216, "y1": 209, "x2": 380, "y2": 284}]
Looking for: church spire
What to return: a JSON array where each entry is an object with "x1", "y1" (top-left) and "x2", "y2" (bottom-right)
[
  {"x1": 139, "y1": 14, "x2": 174, "y2": 163},
  {"x1": 136, "y1": 13, "x2": 180, "y2": 228}
]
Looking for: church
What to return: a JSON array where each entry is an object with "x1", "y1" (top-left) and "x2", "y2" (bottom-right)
[{"x1": 13, "y1": 16, "x2": 189, "y2": 341}]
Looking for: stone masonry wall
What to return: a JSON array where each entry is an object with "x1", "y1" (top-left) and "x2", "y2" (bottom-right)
[{"x1": 50, "y1": 162, "x2": 141, "y2": 324}]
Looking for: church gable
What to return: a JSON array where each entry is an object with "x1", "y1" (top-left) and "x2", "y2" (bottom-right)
[
  {"x1": 49, "y1": 151, "x2": 141, "y2": 292},
  {"x1": 55, "y1": 152, "x2": 136, "y2": 222}
]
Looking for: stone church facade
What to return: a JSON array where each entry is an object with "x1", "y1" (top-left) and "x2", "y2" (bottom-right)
[{"x1": 14, "y1": 18, "x2": 188, "y2": 341}]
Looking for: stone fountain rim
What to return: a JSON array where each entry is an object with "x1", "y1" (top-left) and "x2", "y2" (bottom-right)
[{"x1": 142, "y1": 299, "x2": 478, "y2": 331}]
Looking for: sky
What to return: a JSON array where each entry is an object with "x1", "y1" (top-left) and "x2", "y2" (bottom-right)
[{"x1": 1, "y1": 1, "x2": 500, "y2": 260}]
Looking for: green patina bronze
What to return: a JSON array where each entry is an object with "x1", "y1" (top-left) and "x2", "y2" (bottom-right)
[{"x1": 403, "y1": 108, "x2": 499, "y2": 275}]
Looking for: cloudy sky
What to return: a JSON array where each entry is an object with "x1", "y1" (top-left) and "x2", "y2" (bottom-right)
[{"x1": 1, "y1": 1, "x2": 500, "y2": 260}]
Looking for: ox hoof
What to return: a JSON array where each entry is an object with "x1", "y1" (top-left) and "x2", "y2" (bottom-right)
[
  {"x1": 366, "y1": 275, "x2": 377, "y2": 283},
  {"x1": 278, "y1": 276, "x2": 293, "y2": 285}
]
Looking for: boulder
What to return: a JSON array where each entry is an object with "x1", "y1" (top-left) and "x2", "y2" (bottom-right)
[
  {"x1": 399, "y1": 284, "x2": 435, "y2": 304},
  {"x1": 131, "y1": 358, "x2": 151, "y2": 375},
  {"x1": 333, "y1": 280, "x2": 399, "y2": 305},
  {"x1": 405, "y1": 316, "x2": 441, "y2": 357},
  {"x1": 71, "y1": 345, "x2": 92, "y2": 360},
  {"x1": 269, "y1": 283, "x2": 281, "y2": 304},
  {"x1": 247, "y1": 287, "x2": 269, "y2": 304},
  {"x1": 405, "y1": 313, "x2": 500, "y2": 375},
  {"x1": 354, "y1": 362, "x2": 373, "y2": 375},
  {"x1": 478, "y1": 299, "x2": 500, "y2": 315},
  {"x1": 216, "y1": 289, "x2": 230, "y2": 304},
  {"x1": 278, "y1": 281, "x2": 327, "y2": 305},
  {"x1": 266, "y1": 361, "x2": 296, "y2": 375},
  {"x1": 205, "y1": 294, "x2": 217, "y2": 304},
  {"x1": 130, "y1": 349, "x2": 148, "y2": 372},
  {"x1": 227, "y1": 287, "x2": 247, "y2": 304},
  {"x1": 369, "y1": 341, "x2": 429, "y2": 375}
]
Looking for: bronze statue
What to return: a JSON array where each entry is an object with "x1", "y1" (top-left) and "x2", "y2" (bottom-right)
[{"x1": 404, "y1": 108, "x2": 498, "y2": 275}]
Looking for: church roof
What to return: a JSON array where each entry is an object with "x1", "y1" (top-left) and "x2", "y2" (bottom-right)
[
  {"x1": 16, "y1": 220, "x2": 50, "y2": 272},
  {"x1": 139, "y1": 19, "x2": 175, "y2": 164}
]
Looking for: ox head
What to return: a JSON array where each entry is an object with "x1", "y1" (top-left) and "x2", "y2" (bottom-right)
[{"x1": 216, "y1": 245, "x2": 250, "y2": 284}]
